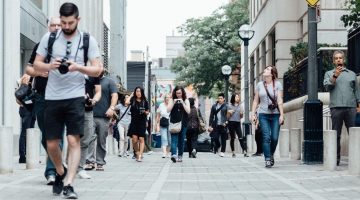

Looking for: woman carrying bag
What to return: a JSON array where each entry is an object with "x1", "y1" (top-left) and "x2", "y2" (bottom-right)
[
  {"x1": 167, "y1": 86, "x2": 190, "y2": 163},
  {"x1": 186, "y1": 98, "x2": 203, "y2": 158},
  {"x1": 156, "y1": 94, "x2": 171, "y2": 158},
  {"x1": 251, "y1": 65, "x2": 284, "y2": 168}
]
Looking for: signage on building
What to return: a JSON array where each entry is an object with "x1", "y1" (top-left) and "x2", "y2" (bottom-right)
[{"x1": 306, "y1": 0, "x2": 319, "y2": 7}]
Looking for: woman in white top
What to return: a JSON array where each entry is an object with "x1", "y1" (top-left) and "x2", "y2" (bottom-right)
[
  {"x1": 115, "y1": 94, "x2": 131, "y2": 157},
  {"x1": 156, "y1": 94, "x2": 171, "y2": 158}
]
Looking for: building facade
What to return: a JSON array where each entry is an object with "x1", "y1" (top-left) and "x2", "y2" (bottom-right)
[
  {"x1": 242, "y1": 0, "x2": 348, "y2": 104},
  {"x1": 0, "y1": 0, "x2": 104, "y2": 155}
]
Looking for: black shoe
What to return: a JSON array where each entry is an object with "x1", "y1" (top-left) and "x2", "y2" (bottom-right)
[
  {"x1": 19, "y1": 156, "x2": 26, "y2": 164},
  {"x1": 270, "y1": 156, "x2": 275, "y2": 166},
  {"x1": 53, "y1": 166, "x2": 67, "y2": 195},
  {"x1": 337, "y1": 160, "x2": 340, "y2": 166},
  {"x1": 244, "y1": 152, "x2": 249, "y2": 157},
  {"x1": 171, "y1": 156, "x2": 177, "y2": 163},
  {"x1": 252, "y1": 153, "x2": 262, "y2": 157},
  {"x1": 63, "y1": 185, "x2": 78, "y2": 199},
  {"x1": 265, "y1": 160, "x2": 272, "y2": 168}
]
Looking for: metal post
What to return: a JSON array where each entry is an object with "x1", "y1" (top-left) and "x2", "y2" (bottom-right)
[
  {"x1": 225, "y1": 76, "x2": 229, "y2": 102},
  {"x1": 243, "y1": 40, "x2": 251, "y2": 136},
  {"x1": 303, "y1": 5, "x2": 323, "y2": 164}
]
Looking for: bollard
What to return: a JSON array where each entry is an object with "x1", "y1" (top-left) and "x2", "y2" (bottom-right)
[
  {"x1": 323, "y1": 130, "x2": 337, "y2": 171},
  {"x1": 290, "y1": 128, "x2": 301, "y2": 160},
  {"x1": 0, "y1": 126, "x2": 13, "y2": 174},
  {"x1": 246, "y1": 134, "x2": 253, "y2": 154},
  {"x1": 279, "y1": 129, "x2": 290, "y2": 158},
  {"x1": 349, "y1": 127, "x2": 360, "y2": 175},
  {"x1": 26, "y1": 128, "x2": 41, "y2": 169}
]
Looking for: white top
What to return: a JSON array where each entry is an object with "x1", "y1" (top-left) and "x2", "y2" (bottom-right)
[{"x1": 157, "y1": 103, "x2": 170, "y2": 119}]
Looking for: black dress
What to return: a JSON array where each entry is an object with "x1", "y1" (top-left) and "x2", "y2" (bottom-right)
[{"x1": 128, "y1": 99, "x2": 149, "y2": 138}]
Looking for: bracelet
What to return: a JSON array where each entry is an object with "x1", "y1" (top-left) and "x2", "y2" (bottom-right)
[{"x1": 333, "y1": 74, "x2": 338, "y2": 79}]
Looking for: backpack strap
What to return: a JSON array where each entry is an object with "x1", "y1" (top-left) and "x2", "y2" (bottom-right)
[
  {"x1": 46, "y1": 31, "x2": 57, "y2": 63},
  {"x1": 82, "y1": 32, "x2": 90, "y2": 66}
]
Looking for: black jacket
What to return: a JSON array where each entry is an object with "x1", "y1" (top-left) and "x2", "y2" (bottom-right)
[{"x1": 209, "y1": 103, "x2": 227, "y2": 127}]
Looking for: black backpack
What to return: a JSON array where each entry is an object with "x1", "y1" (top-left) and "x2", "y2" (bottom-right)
[{"x1": 46, "y1": 31, "x2": 90, "y2": 65}]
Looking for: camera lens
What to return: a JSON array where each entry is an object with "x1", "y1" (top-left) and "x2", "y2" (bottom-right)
[{"x1": 58, "y1": 59, "x2": 69, "y2": 74}]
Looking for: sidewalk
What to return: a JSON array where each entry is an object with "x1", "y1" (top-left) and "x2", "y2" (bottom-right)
[{"x1": 0, "y1": 152, "x2": 359, "y2": 200}]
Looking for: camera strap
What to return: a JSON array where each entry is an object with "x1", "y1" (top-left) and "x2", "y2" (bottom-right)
[
  {"x1": 117, "y1": 106, "x2": 131, "y2": 123},
  {"x1": 263, "y1": 81, "x2": 279, "y2": 112}
]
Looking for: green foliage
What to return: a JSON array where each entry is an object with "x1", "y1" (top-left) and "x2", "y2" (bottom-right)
[
  {"x1": 341, "y1": 0, "x2": 360, "y2": 28},
  {"x1": 170, "y1": 0, "x2": 249, "y2": 97}
]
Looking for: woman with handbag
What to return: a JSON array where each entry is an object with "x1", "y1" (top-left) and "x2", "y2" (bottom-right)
[
  {"x1": 251, "y1": 65, "x2": 284, "y2": 168},
  {"x1": 115, "y1": 94, "x2": 131, "y2": 157},
  {"x1": 167, "y1": 86, "x2": 190, "y2": 163},
  {"x1": 186, "y1": 98, "x2": 202, "y2": 158},
  {"x1": 156, "y1": 94, "x2": 171, "y2": 158},
  {"x1": 227, "y1": 93, "x2": 248, "y2": 158}
]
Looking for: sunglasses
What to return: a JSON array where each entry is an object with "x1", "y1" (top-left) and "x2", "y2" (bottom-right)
[{"x1": 65, "y1": 41, "x2": 72, "y2": 58}]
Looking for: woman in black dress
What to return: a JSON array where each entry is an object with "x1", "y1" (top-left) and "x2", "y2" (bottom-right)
[{"x1": 127, "y1": 86, "x2": 149, "y2": 162}]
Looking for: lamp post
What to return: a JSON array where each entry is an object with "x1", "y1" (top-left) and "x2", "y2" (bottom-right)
[
  {"x1": 221, "y1": 65, "x2": 232, "y2": 102},
  {"x1": 238, "y1": 24, "x2": 254, "y2": 139}
]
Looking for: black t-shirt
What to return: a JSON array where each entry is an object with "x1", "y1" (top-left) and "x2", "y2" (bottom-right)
[
  {"x1": 29, "y1": 43, "x2": 48, "y2": 93},
  {"x1": 130, "y1": 99, "x2": 149, "y2": 124},
  {"x1": 85, "y1": 76, "x2": 100, "y2": 111}
]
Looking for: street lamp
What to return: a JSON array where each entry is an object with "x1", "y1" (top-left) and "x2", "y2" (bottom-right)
[
  {"x1": 238, "y1": 24, "x2": 254, "y2": 139},
  {"x1": 221, "y1": 65, "x2": 232, "y2": 102}
]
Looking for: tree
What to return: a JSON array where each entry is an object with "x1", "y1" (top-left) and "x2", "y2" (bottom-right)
[
  {"x1": 341, "y1": 0, "x2": 360, "y2": 28},
  {"x1": 170, "y1": 0, "x2": 249, "y2": 97}
]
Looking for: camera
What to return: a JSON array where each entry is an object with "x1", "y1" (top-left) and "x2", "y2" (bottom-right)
[
  {"x1": 175, "y1": 100, "x2": 181, "y2": 104},
  {"x1": 85, "y1": 96, "x2": 92, "y2": 106},
  {"x1": 268, "y1": 104, "x2": 278, "y2": 110},
  {"x1": 58, "y1": 58, "x2": 70, "y2": 74},
  {"x1": 139, "y1": 107, "x2": 145, "y2": 114}
]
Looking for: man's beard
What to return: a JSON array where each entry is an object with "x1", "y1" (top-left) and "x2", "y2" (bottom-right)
[{"x1": 63, "y1": 24, "x2": 77, "y2": 35}]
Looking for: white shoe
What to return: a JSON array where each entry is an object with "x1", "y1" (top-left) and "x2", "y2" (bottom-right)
[
  {"x1": 46, "y1": 175, "x2": 55, "y2": 185},
  {"x1": 147, "y1": 150, "x2": 153, "y2": 155},
  {"x1": 78, "y1": 170, "x2": 91, "y2": 179},
  {"x1": 219, "y1": 152, "x2": 225, "y2": 157}
]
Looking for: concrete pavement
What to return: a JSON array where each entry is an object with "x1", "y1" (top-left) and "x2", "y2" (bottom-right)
[{"x1": 0, "y1": 152, "x2": 360, "y2": 200}]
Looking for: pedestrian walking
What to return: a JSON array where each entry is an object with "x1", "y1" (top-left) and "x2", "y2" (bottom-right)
[
  {"x1": 186, "y1": 97, "x2": 203, "y2": 158},
  {"x1": 115, "y1": 94, "x2": 131, "y2": 157},
  {"x1": 77, "y1": 74, "x2": 101, "y2": 179},
  {"x1": 127, "y1": 87, "x2": 149, "y2": 162},
  {"x1": 251, "y1": 65, "x2": 284, "y2": 168},
  {"x1": 167, "y1": 86, "x2": 190, "y2": 163},
  {"x1": 323, "y1": 50, "x2": 360, "y2": 166},
  {"x1": 252, "y1": 110, "x2": 263, "y2": 156},
  {"x1": 34, "y1": 3, "x2": 103, "y2": 198},
  {"x1": 227, "y1": 93, "x2": 248, "y2": 157},
  {"x1": 25, "y1": 16, "x2": 61, "y2": 185},
  {"x1": 208, "y1": 93, "x2": 228, "y2": 157},
  {"x1": 156, "y1": 94, "x2": 171, "y2": 158}
]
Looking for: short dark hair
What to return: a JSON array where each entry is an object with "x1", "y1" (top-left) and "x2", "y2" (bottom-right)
[
  {"x1": 218, "y1": 93, "x2": 225, "y2": 98},
  {"x1": 59, "y1": 2, "x2": 79, "y2": 18}
]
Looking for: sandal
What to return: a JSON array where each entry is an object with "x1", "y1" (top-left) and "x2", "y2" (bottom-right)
[
  {"x1": 84, "y1": 163, "x2": 95, "y2": 171},
  {"x1": 96, "y1": 164, "x2": 104, "y2": 171}
]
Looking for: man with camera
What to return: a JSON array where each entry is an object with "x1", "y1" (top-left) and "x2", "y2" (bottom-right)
[
  {"x1": 34, "y1": 3, "x2": 103, "y2": 198},
  {"x1": 208, "y1": 93, "x2": 228, "y2": 157},
  {"x1": 323, "y1": 50, "x2": 360, "y2": 166}
]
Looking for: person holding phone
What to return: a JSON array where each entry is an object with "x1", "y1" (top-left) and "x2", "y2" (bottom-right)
[{"x1": 323, "y1": 50, "x2": 360, "y2": 166}]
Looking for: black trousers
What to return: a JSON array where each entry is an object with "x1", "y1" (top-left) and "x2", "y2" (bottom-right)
[
  {"x1": 255, "y1": 125, "x2": 263, "y2": 154},
  {"x1": 228, "y1": 121, "x2": 247, "y2": 152},
  {"x1": 19, "y1": 107, "x2": 36, "y2": 158},
  {"x1": 330, "y1": 107, "x2": 356, "y2": 162},
  {"x1": 213, "y1": 125, "x2": 227, "y2": 153},
  {"x1": 186, "y1": 128, "x2": 199, "y2": 154}
]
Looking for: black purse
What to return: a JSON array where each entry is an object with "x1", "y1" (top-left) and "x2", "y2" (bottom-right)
[
  {"x1": 160, "y1": 117, "x2": 169, "y2": 127},
  {"x1": 15, "y1": 77, "x2": 35, "y2": 111}
]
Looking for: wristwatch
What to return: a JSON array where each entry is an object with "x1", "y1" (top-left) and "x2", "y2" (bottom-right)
[{"x1": 332, "y1": 74, "x2": 338, "y2": 79}]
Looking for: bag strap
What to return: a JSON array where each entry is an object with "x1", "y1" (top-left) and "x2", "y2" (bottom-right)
[
  {"x1": 263, "y1": 81, "x2": 280, "y2": 112},
  {"x1": 215, "y1": 103, "x2": 225, "y2": 115},
  {"x1": 117, "y1": 106, "x2": 130, "y2": 123},
  {"x1": 82, "y1": 32, "x2": 90, "y2": 65}
]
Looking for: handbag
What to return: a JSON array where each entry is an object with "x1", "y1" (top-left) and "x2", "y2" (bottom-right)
[
  {"x1": 160, "y1": 117, "x2": 169, "y2": 127},
  {"x1": 15, "y1": 77, "x2": 35, "y2": 111},
  {"x1": 169, "y1": 121, "x2": 182, "y2": 134},
  {"x1": 197, "y1": 109, "x2": 206, "y2": 133}
]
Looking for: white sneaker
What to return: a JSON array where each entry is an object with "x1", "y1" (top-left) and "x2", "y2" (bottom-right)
[
  {"x1": 46, "y1": 175, "x2": 55, "y2": 185},
  {"x1": 219, "y1": 152, "x2": 225, "y2": 157},
  {"x1": 147, "y1": 150, "x2": 153, "y2": 155},
  {"x1": 78, "y1": 170, "x2": 91, "y2": 179}
]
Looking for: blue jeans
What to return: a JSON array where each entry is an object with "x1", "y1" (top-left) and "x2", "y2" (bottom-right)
[
  {"x1": 160, "y1": 126, "x2": 171, "y2": 147},
  {"x1": 33, "y1": 93, "x2": 60, "y2": 177},
  {"x1": 258, "y1": 113, "x2": 280, "y2": 161},
  {"x1": 170, "y1": 126, "x2": 187, "y2": 157}
]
